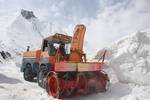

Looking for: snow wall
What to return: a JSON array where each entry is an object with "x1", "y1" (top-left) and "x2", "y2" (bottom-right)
[{"x1": 96, "y1": 30, "x2": 150, "y2": 85}]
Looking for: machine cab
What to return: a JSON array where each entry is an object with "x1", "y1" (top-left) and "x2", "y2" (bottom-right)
[{"x1": 41, "y1": 33, "x2": 72, "y2": 64}]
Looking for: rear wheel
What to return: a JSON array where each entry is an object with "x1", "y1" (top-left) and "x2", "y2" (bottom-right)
[{"x1": 23, "y1": 64, "x2": 34, "y2": 81}]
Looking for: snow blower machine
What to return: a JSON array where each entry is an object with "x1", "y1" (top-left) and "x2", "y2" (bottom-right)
[{"x1": 21, "y1": 24, "x2": 109, "y2": 99}]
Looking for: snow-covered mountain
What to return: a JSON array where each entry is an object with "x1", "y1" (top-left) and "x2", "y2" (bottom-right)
[
  {"x1": 96, "y1": 30, "x2": 150, "y2": 86},
  {"x1": 7, "y1": 9, "x2": 47, "y2": 52},
  {"x1": 0, "y1": 9, "x2": 52, "y2": 64}
]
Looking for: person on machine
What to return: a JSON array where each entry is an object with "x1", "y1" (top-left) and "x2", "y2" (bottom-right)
[
  {"x1": 59, "y1": 43, "x2": 66, "y2": 56},
  {"x1": 27, "y1": 46, "x2": 30, "y2": 51},
  {"x1": 56, "y1": 43, "x2": 67, "y2": 61},
  {"x1": 48, "y1": 43, "x2": 57, "y2": 56}
]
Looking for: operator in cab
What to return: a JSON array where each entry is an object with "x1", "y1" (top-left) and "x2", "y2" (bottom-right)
[
  {"x1": 59, "y1": 43, "x2": 66, "y2": 56},
  {"x1": 48, "y1": 43, "x2": 57, "y2": 56},
  {"x1": 56, "y1": 43, "x2": 67, "y2": 61}
]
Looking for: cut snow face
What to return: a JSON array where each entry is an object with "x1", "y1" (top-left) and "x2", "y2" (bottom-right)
[{"x1": 96, "y1": 30, "x2": 150, "y2": 86}]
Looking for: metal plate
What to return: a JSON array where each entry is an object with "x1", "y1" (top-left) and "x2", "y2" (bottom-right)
[
  {"x1": 77, "y1": 63, "x2": 101, "y2": 72},
  {"x1": 55, "y1": 62, "x2": 77, "y2": 72}
]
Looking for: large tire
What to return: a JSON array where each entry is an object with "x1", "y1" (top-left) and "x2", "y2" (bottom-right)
[
  {"x1": 38, "y1": 65, "x2": 47, "y2": 88},
  {"x1": 23, "y1": 64, "x2": 34, "y2": 81}
]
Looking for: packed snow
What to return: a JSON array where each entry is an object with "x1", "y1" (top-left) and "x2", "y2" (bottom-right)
[
  {"x1": 97, "y1": 30, "x2": 150, "y2": 86},
  {"x1": 0, "y1": 61, "x2": 54, "y2": 100},
  {"x1": 1, "y1": 61, "x2": 150, "y2": 100}
]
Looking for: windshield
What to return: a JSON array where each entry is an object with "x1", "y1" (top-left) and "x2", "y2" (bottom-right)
[{"x1": 53, "y1": 43, "x2": 70, "y2": 54}]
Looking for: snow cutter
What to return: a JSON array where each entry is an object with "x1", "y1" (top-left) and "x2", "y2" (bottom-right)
[{"x1": 21, "y1": 24, "x2": 109, "y2": 99}]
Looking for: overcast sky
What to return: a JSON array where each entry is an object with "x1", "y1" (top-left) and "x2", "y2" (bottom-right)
[{"x1": 0, "y1": 0, "x2": 150, "y2": 57}]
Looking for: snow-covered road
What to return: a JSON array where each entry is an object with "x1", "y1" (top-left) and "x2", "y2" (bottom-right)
[
  {"x1": 0, "y1": 61, "x2": 53, "y2": 100},
  {"x1": 0, "y1": 61, "x2": 150, "y2": 100}
]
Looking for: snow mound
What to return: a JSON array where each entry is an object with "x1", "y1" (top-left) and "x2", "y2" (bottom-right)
[{"x1": 96, "y1": 30, "x2": 150, "y2": 85}]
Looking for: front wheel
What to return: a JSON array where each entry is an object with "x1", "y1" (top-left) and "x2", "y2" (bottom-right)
[
  {"x1": 23, "y1": 65, "x2": 34, "y2": 81},
  {"x1": 38, "y1": 65, "x2": 48, "y2": 88},
  {"x1": 38, "y1": 70, "x2": 46, "y2": 88}
]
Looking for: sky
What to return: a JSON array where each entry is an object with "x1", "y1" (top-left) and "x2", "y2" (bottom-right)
[{"x1": 0, "y1": 0, "x2": 150, "y2": 57}]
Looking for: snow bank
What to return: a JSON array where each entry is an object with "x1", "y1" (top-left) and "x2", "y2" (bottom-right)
[
  {"x1": 120, "y1": 85, "x2": 150, "y2": 100},
  {"x1": 96, "y1": 30, "x2": 150, "y2": 85}
]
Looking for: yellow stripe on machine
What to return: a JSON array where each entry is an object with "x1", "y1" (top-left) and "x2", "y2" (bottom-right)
[
  {"x1": 77, "y1": 63, "x2": 101, "y2": 72},
  {"x1": 23, "y1": 51, "x2": 37, "y2": 57}
]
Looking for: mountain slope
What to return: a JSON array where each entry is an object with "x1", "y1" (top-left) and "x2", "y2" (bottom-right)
[
  {"x1": 0, "y1": 9, "x2": 52, "y2": 64},
  {"x1": 7, "y1": 9, "x2": 45, "y2": 52}
]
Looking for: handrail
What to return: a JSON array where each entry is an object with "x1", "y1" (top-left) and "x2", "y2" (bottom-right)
[{"x1": 98, "y1": 50, "x2": 107, "y2": 63}]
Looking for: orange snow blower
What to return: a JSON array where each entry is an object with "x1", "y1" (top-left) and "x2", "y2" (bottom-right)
[{"x1": 21, "y1": 24, "x2": 109, "y2": 99}]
